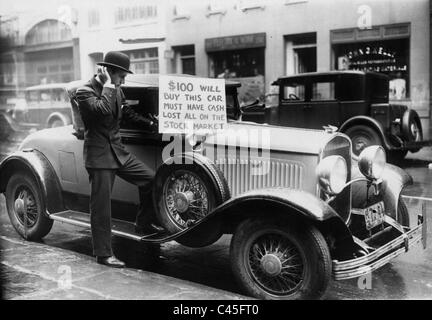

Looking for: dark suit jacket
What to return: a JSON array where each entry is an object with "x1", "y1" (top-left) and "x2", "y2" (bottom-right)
[{"x1": 76, "y1": 76, "x2": 152, "y2": 169}]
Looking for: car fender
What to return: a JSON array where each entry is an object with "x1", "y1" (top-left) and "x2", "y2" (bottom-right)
[
  {"x1": 0, "y1": 149, "x2": 64, "y2": 216},
  {"x1": 174, "y1": 187, "x2": 354, "y2": 248},
  {"x1": 351, "y1": 160, "x2": 412, "y2": 220},
  {"x1": 340, "y1": 116, "x2": 393, "y2": 150},
  {"x1": 156, "y1": 151, "x2": 231, "y2": 202}
]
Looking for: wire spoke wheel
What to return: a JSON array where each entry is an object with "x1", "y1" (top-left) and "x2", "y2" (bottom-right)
[
  {"x1": 14, "y1": 186, "x2": 39, "y2": 228},
  {"x1": 163, "y1": 170, "x2": 210, "y2": 228},
  {"x1": 5, "y1": 172, "x2": 53, "y2": 240},
  {"x1": 231, "y1": 219, "x2": 331, "y2": 300},
  {"x1": 247, "y1": 233, "x2": 304, "y2": 295}
]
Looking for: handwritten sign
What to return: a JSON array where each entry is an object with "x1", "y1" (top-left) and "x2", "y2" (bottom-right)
[{"x1": 158, "y1": 75, "x2": 227, "y2": 134}]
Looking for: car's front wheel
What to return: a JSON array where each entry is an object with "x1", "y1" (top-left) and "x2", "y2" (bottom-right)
[
  {"x1": 345, "y1": 125, "x2": 382, "y2": 156},
  {"x1": 5, "y1": 172, "x2": 53, "y2": 240},
  {"x1": 154, "y1": 160, "x2": 229, "y2": 248},
  {"x1": 230, "y1": 218, "x2": 331, "y2": 300}
]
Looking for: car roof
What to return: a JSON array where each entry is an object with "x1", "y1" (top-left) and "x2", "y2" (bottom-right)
[
  {"x1": 272, "y1": 70, "x2": 388, "y2": 85},
  {"x1": 66, "y1": 74, "x2": 241, "y2": 91},
  {"x1": 25, "y1": 83, "x2": 69, "y2": 91}
]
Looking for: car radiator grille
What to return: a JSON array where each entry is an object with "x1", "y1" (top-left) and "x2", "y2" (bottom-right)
[{"x1": 216, "y1": 158, "x2": 304, "y2": 197}]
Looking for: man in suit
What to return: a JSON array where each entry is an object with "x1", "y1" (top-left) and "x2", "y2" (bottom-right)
[{"x1": 76, "y1": 51, "x2": 163, "y2": 268}]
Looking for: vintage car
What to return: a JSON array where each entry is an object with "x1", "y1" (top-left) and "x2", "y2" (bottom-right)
[
  {"x1": 11, "y1": 83, "x2": 73, "y2": 131},
  {"x1": 0, "y1": 74, "x2": 427, "y2": 300},
  {"x1": 242, "y1": 71, "x2": 431, "y2": 160}
]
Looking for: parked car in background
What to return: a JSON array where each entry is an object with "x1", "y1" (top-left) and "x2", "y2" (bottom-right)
[
  {"x1": 0, "y1": 74, "x2": 426, "y2": 300},
  {"x1": 0, "y1": 89, "x2": 25, "y2": 139},
  {"x1": 12, "y1": 83, "x2": 72, "y2": 130},
  {"x1": 242, "y1": 71, "x2": 431, "y2": 160}
]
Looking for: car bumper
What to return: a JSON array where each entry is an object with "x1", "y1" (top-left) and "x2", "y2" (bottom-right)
[{"x1": 332, "y1": 208, "x2": 427, "y2": 280}]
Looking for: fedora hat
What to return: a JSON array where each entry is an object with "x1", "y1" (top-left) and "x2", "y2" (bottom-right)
[{"x1": 97, "y1": 51, "x2": 133, "y2": 74}]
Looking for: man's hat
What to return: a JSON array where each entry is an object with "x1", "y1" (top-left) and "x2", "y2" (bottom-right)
[{"x1": 97, "y1": 51, "x2": 133, "y2": 74}]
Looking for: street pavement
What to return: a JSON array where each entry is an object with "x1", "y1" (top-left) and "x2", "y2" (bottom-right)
[{"x1": 1, "y1": 129, "x2": 432, "y2": 300}]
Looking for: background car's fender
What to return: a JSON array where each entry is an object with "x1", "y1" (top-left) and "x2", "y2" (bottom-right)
[
  {"x1": 45, "y1": 112, "x2": 71, "y2": 128},
  {"x1": 0, "y1": 149, "x2": 64, "y2": 216},
  {"x1": 340, "y1": 116, "x2": 393, "y2": 150},
  {"x1": 351, "y1": 160, "x2": 412, "y2": 220}
]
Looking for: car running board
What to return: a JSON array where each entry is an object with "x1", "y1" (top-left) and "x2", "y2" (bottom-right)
[{"x1": 49, "y1": 211, "x2": 171, "y2": 242}]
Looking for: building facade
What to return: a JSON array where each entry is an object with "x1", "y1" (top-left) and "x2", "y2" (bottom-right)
[
  {"x1": 165, "y1": 0, "x2": 430, "y2": 130},
  {"x1": 1, "y1": 0, "x2": 430, "y2": 130}
]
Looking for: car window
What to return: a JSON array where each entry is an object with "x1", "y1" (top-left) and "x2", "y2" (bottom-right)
[
  {"x1": 120, "y1": 87, "x2": 158, "y2": 131},
  {"x1": 40, "y1": 90, "x2": 51, "y2": 102},
  {"x1": 311, "y1": 82, "x2": 335, "y2": 101},
  {"x1": 282, "y1": 84, "x2": 305, "y2": 101},
  {"x1": 26, "y1": 91, "x2": 39, "y2": 102}
]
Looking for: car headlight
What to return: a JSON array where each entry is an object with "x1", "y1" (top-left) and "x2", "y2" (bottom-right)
[
  {"x1": 358, "y1": 145, "x2": 386, "y2": 180},
  {"x1": 317, "y1": 155, "x2": 348, "y2": 195}
]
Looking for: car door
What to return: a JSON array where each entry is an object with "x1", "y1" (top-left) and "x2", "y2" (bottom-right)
[
  {"x1": 110, "y1": 86, "x2": 162, "y2": 205},
  {"x1": 277, "y1": 80, "x2": 308, "y2": 128},
  {"x1": 305, "y1": 79, "x2": 340, "y2": 129}
]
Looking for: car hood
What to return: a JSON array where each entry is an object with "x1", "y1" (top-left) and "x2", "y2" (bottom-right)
[{"x1": 203, "y1": 121, "x2": 341, "y2": 155}]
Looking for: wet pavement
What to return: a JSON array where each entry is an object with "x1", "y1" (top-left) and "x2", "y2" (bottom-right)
[{"x1": 1, "y1": 129, "x2": 432, "y2": 300}]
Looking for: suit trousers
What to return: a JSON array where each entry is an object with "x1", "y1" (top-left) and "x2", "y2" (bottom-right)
[{"x1": 86, "y1": 154, "x2": 154, "y2": 257}]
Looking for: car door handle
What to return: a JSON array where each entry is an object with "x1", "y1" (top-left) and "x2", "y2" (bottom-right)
[{"x1": 303, "y1": 105, "x2": 312, "y2": 110}]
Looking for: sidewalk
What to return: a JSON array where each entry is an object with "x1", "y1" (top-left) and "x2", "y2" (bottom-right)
[{"x1": 0, "y1": 196, "x2": 248, "y2": 300}]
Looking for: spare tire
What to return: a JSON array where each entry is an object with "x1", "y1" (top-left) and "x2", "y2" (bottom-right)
[{"x1": 153, "y1": 153, "x2": 230, "y2": 247}]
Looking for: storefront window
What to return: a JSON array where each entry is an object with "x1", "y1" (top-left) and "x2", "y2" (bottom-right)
[
  {"x1": 209, "y1": 48, "x2": 265, "y2": 105},
  {"x1": 333, "y1": 38, "x2": 409, "y2": 99},
  {"x1": 125, "y1": 48, "x2": 159, "y2": 74}
]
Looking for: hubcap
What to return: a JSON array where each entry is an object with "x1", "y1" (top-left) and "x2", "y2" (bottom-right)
[
  {"x1": 173, "y1": 191, "x2": 195, "y2": 213},
  {"x1": 164, "y1": 172, "x2": 209, "y2": 227},
  {"x1": 248, "y1": 233, "x2": 304, "y2": 295},
  {"x1": 14, "y1": 198, "x2": 25, "y2": 215},
  {"x1": 410, "y1": 123, "x2": 420, "y2": 140},
  {"x1": 260, "y1": 254, "x2": 282, "y2": 276},
  {"x1": 13, "y1": 187, "x2": 38, "y2": 228}
]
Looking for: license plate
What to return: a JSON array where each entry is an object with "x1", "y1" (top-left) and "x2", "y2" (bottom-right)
[{"x1": 364, "y1": 201, "x2": 385, "y2": 230}]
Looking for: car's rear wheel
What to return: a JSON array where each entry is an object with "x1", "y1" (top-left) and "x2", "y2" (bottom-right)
[
  {"x1": 154, "y1": 160, "x2": 229, "y2": 247},
  {"x1": 230, "y1": 218, "x2": 331, "y2": 300},
  {"x1": 5, "y1": 172, "x2": 53, "y2": 240},
  {"x1": 345, "y1": 125, "x2": 382, "y2": 156}
]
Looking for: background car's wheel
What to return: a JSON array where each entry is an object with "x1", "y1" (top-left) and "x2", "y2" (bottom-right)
[
  {"x1": 154, "y1": 160, "x2": 229, "y2": 248},
  {"x1": 49, "y1": 118, "x2": 65, "y2": 128},
  {"x1": 345, "y1": 125, "x2": 382, "y2": 156},
  {"x1": 5, "y1": 172, "x2": 53, "y2": 240},
  {"x1": 230, "y1": 218, "x2": 331, "y2": 300},
  {"x1": 397, "y1": 197, "x2": 410, "y2": 227}
]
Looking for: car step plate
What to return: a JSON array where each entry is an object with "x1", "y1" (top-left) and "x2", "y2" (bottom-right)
[{"x1": 50, "y1": 211, "x2": 168, "y2": 242}]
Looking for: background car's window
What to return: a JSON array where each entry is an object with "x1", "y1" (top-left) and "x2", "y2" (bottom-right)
[
  {"x1": 337, "y1": 76, "x2": 364, "y2": 100},
  {"x1": 40, "y1": 90, "x2": 51, "y2": 102},
  {"x1": 311, "y1": 82, "x2": 335, "y2": 101},
  {"x1": 283, "y1": 84, "x2": 305, "y2": 101},
  {"x1": 26, "y1": 91, "x2": 39, "y2": 102}
]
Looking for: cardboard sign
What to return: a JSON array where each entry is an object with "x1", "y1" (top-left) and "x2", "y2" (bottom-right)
[{"x1": 158, "y1": 75, "x2": 227, "y2": 134}]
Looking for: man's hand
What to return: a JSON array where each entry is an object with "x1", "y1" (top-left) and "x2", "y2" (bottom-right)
[{"x1": 97, "y1": 67, "x2": 113, "y2": 87}]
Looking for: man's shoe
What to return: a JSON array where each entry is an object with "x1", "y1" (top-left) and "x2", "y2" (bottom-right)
[
  {"x1": 135, "y1": 223, "x2": 165, "y2": 234},
  {"x1": 96, "y1": 256, "x2": 125, "y2": 268}
]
